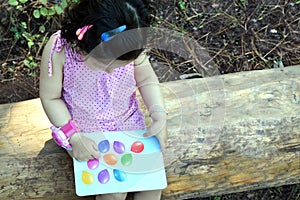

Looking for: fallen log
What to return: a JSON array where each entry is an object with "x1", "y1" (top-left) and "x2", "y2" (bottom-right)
[{"x1": 0, "y1": 65, "x2": 299, "y2": 199}]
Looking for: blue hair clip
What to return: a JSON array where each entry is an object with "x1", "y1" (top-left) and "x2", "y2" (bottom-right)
[{"x1": 101, "y1": 25, "x2": 127, "y2": 42}]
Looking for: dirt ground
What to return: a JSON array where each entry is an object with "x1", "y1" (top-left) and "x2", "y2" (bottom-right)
[
  {"x1": 0, "y1": 0, "x2": 299, "y2": 199},
  {"x1": 1, "y1": 0, "x2": 300, "y2": 104}
]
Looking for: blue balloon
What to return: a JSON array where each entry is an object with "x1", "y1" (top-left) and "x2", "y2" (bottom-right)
[
  {"x1": 98, "y1": 140, "x2": 110, "y2": 153},
  {"x1": 113, "y1": 169, "x2": 127, "y2": 182}
]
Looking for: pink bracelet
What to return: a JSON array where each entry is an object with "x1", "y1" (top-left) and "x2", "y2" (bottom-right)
[
  {"x1": 51, "y1": 120, "x2": 79, "y2": 150},
  {"x1": 60, "y1": 119, "x2": 79, "y2": 137}
]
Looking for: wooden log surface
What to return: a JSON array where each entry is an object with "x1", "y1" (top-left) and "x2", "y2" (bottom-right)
[{"x1": 0, "y1": 65, "x2": 299, "y2": 200}]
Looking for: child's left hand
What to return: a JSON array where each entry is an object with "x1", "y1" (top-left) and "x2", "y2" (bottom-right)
[{"x1": 143, "y1": 114, "x2": 168, "y2": 154}]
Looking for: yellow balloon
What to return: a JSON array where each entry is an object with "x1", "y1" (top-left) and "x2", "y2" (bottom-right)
[{"x1": 82, "y1": 171, "x2": 94, "y2": 184}]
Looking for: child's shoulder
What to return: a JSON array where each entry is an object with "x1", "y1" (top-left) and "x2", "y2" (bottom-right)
[
  {"x1": 41, "y1": 31, "x2": 66, "y2": 73},
  {"x1": 134, "y1": 50, "x2": 150, "y2": 66},
  {"x1": 43, "y1": 31, "x2": 64, "y2": 52}
]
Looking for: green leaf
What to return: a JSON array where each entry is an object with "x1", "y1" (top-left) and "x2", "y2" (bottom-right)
[
  {"x1": 23, "y1": 59, "x2": 31, "y2": 67},
  {"x1": 10, "y1": 26, "x2": 17, "y2": 33},
  {"x1": 39, "y1": 25, "x2": 46, "y2": 33},
  {"x1": 16, "y1": 5, "x2": 23, "y2": 11},
  {"x1": 14, "y1": 32, "x2": 22, "y2": 40},
  {"x1": 54, "y1": 4, "x2": 64, "y2": 15},
  {"x1": 257, "y1": 16, "x2": 264, "y2": 21},
  {"x1": 61, "y1": 0, "x2": 68, "y2": 8},
  {"x1": 19, "y1": 0, "x2": 28, "y2": 3},
  {"x1": 21, "y1": 32, "x2": 29, "y2": 41},
  {"x1": 28, "y1": 41, "x2": 34, "y2": 49},
  {"x1": 40, "y1": 7, "x2": 48, "y2": 16},
  {"x1": 198, "y1": 13, "x2": 203, "y2": 18},
  {"x1": 48, "y1": 8, "x2": 56, "y2": 16},
  {"x1": 31, "y1": 61, "x2": 38, "y2": 68},
  {"x1": 8, "y1": 0, "x2": 18, "y2": 6},
  {"x1": 33, "y1": 9, "x2": 40, "y2": 18},
  {"x1": 179, "y1": 1, "x2": 186, "y2": 10},
  {"x1": 20, "y1": 22, "x2": 27, "y2": 29},
  {"x1": 40, "y1": 0, "x2": 47, "y2": 5}
]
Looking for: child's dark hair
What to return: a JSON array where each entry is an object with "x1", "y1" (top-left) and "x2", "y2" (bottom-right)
[{"x1": 61, "y1": 0, "x2": 153, "y2": 61}]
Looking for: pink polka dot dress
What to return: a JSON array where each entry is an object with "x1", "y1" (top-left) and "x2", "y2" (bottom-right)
[{"x1": 48, "y1": 31, "x2": 145, "y2": 132}]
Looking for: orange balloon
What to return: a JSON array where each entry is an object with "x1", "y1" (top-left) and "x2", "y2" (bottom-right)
[{"x1": 103, "y1": 153, "x2": 118, "y2": 165}]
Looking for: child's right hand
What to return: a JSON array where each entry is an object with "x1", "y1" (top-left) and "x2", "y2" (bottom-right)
[{"x1": 67, "y1": 133, "x2": 101, "y2": 162}]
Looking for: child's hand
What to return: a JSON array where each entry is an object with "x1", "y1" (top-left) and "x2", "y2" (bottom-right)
[
  {"x1": 143, "y1": 113, "x2": 168, "y2": 154},
  {"x1": 68, "y1": 133, "x2": 101, "y2": 162}
]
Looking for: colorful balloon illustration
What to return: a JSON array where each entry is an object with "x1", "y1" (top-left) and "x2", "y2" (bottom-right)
[
  {"x1": 80, "y1": 138, "x2": 149, "y2": 187},
  {"x1": 87, "y1": 158, "x2": 100, "y2": 170},
  {"x1": 113, "y1": 169, "x2": 127, "y2": 182},
  {"x1": 113, "y1": 141, "x2": 125, "y2": 154},
  {"x1": 103, "y1": 153, "x2": 118, "y2": 165},
  {"x1": 98, "y1": 169, "x2": 110, "y2": 184},
  {"x1": 98, "y1": 140, "x2": 110, "y2": 153},
  {"x1": 82, "y1": 171, "x2": 94, "y2": 184},
  {"x1": 121, "y1": 153, "x2": 133, "y2": 166},
  {"x1": 131, "y1": 141, "x2": 144, "y2": 153}
]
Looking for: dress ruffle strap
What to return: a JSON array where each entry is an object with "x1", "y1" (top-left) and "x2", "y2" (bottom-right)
[{"x1": 48, "y1": 30, "x2": 65, "y2": 76}]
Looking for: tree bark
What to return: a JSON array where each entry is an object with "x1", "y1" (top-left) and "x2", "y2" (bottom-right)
[{"x1": 0, "y1": 66, "x2": 299, "y2": 200}]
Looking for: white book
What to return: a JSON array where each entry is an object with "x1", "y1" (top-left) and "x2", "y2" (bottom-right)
[{"x1": 73, "y1": 130, "x2": 167, "y2": 196}]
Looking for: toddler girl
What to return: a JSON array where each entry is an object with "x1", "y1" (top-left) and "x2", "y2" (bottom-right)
[{"x1": 39, "y1": 0, "x2": 167, "y2": 199}]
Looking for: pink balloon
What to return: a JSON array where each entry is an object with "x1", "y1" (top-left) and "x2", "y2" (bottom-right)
[{"x1": 87, "y1": 158, "x2": 100, "y2": 170}]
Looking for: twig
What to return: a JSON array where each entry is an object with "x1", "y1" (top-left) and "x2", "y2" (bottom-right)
[
  {"x1": 151, "y1": 14, "x2": 182, "y2": 32},
  {"x1": 5, "y1": 40, "x2": 18, "y2": 62},
  {"x1": 0, "y1": 78, "x2": 16, "y2": 83},
  {"x1": 13, "y1": 79, "x2": 38, "y2": 97},
  {"x1": 263, "y1": 33, "x2": 289, "y2": 58},
  {"x1": 203, "y1": 44, "x2": 228, "y2": 67},
  {"x1": 36, "y1": 32, "x2": 49, "y2": 58},
  {"x1": 250, "y1": 35, "x2": 268, "y2": 64}
]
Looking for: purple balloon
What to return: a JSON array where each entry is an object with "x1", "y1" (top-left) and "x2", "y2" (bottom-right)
[
  {"x1": 98, "y1": 169, "x2": 110, "y2": 184},
  {"x1": 113, "y1": 141, "x2": 125, "y2": 154},
  {"x1": 98, "y1": 140, "x2": 110, "y2": 153}
]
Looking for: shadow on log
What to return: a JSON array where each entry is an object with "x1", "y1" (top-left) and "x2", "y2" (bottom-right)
[{"x1": 0, "y1": 66, "x2": 299, "y2": 199}]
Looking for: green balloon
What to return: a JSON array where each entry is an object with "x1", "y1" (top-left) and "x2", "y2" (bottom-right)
[{"x1": 121, "y1": 153, "x2": 133, "y2": 166}]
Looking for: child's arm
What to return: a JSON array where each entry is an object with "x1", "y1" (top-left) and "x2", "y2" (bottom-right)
[
  {"x1": 39, "y1": 36, "x2": 100, "y2": 161},
  {"x1": 39, "y1": 36, "x2": 71, "y2": 126},
  {"x1": 134, "y1": 53, "x2": 168, "y2": 151}
]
